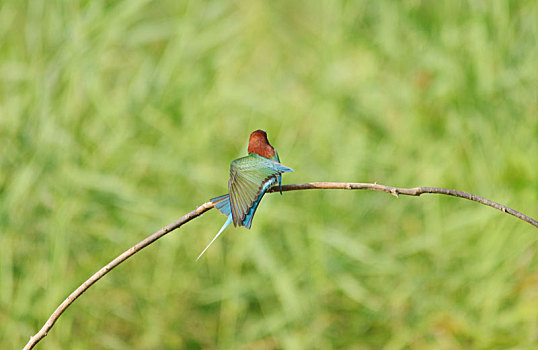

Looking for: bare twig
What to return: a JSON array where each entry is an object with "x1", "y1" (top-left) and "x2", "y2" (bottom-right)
[
  {"x1": 23, "y1": 201, "x2": 215, "y2": 350},
  {"x1": 23, "y1": 182, "x2": 537, "y2": 350},
  {"x1": 268, "y1": 182, "x2": 538, "y2": 227}
]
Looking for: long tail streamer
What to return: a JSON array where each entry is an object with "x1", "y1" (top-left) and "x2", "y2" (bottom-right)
[{"x1": 196, "y1": 214, "x2": 233, "y2": 261}]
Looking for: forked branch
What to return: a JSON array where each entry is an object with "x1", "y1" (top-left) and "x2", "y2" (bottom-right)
[{"x1": 23, "y1": 182, "x2": 537, "y2": 350}]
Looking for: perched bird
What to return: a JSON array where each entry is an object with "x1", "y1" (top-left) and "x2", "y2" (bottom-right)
[{"x1": 196, "y1": 130, "x2": 294, "y2": 260}]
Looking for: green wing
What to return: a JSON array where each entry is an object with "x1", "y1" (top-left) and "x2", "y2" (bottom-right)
[{"x1": 229, "y1": 154, "x2": 293, "y2": 227}]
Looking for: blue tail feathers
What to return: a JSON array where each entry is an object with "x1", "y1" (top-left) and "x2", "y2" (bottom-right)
[
  {"x1": 211, "y1": 194, "x2": 231, "y2": 217},
  {"x1": 196, "y1": 214, "x2": 233, "y2": 261}
]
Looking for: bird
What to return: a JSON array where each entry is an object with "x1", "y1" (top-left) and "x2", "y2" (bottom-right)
[{"x1": 196, "y1": 130, "x2": 294, "y2": 260}]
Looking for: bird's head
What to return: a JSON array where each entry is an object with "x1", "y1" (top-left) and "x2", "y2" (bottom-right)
[{"x1": 248, "y1": 130, "x2": 276, "y2": 158}]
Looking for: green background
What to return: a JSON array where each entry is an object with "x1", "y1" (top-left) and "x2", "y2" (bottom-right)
[{"x1": 1, "y1": 0, "x2": 536, "y2": 349}]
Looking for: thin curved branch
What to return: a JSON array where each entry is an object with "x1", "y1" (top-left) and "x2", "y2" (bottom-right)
[
  {"x1": 268, "y1": 182, "x2": 538, "y2": 227},
  {"x1": 23, "y1": 201, "x2": 215, "y2": 350},
  {"x1": 23, "y1": 182, "x2": 537, "y2": 350}
]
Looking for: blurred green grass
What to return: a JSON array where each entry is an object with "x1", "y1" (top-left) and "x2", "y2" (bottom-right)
[{"x1": 1, "y1": 0, "x2": 537, "y2": 349}]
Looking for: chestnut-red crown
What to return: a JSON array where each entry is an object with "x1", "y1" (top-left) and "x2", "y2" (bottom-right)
[{"x1": 247, "y1": 130, "x2": 275, "y2": 158}]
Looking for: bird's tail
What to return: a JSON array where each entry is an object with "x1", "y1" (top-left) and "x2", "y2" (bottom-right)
[
  {"x1": 196, "y1": 214, "x2": 233, "y2": 261},
  {"x1": 211, "y1": 194, "x2": 231, "y2": 217}
]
